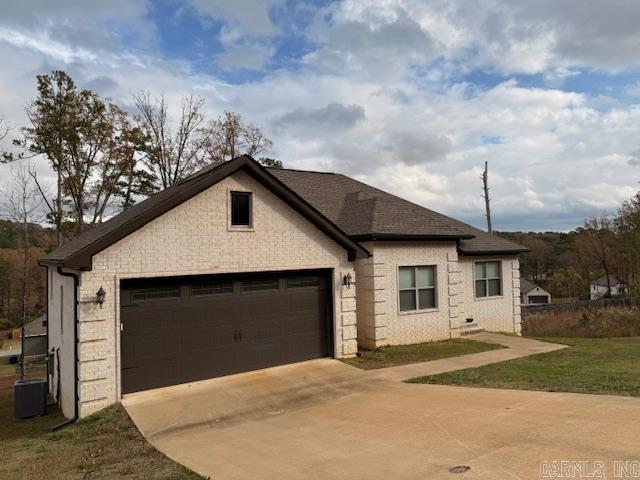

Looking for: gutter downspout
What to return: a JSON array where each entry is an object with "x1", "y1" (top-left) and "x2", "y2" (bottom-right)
[{"x1": 51, "y1": 266, "x2": 79, "y2": 431}]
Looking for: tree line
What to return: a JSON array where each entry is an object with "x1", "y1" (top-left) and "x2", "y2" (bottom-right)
[
  {"x1": 500, "y1": 193, "x2": 640, "y2": 300},
  {"x1": 0, "y1": 70, "x2": 278, "y2": 328}
]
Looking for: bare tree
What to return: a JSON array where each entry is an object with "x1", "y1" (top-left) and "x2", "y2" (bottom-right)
[
  {"x1": 1, "y1": 164, "x2": 42, "y2": 346},
  {"x1": 133, "y1": 92, "x2": 206, "y2": 189},
  {"x1": 201, "y1": 111, "x2": 273, "y2": 165},
  {"x1": 481, "y1": 161, "x2": 492, "y2": 233},
  {"x1": 577, "y1": 216, "x2": 623, "y2": 297}
]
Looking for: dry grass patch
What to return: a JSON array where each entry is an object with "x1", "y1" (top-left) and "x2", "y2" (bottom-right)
[{"x1": 523, "y1": 307, "x2": 640, "y2": 338}]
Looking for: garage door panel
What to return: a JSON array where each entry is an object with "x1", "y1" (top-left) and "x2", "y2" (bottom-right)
[
  {"x1": 240, "y1": 340, "x2": 286, "y2": 371},
  {"x1": 180, "y1": 346, "x2": 239, "y2": 381},
  {"x1": 181, "y1": 323, "x2": 238, "y2": 350},
  {"x1": 121, "y1": 270, "x2": 332, "y2": 394}
]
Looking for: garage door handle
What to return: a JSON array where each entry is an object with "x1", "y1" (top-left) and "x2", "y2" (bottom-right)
[
  {"x1": 233, "y1": 330, "x2": 239, "y2": 342},
  {"x1": 239, "y1": 329, "x2": 242, "y2": 341}
]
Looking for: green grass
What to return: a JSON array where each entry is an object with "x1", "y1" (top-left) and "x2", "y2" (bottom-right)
[
  {"x1": 341, "y1": 338, "x2": 506, "y2": 370},
  {"x1": 0, "y1": 364, "x2": 206, "y2": 480},
  {"x1": 409, "y1": 337, "x2": 640, "y2": 397}
]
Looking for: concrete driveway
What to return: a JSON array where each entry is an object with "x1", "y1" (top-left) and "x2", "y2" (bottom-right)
[{"x1": 123, "y1": 358, "x2": 640, "y2": 480}]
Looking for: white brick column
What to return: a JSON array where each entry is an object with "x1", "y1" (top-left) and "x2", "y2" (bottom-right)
[
  {"x1": 447, "y1": 251, "x2": 462, "y2": 338},
  {"x1": 339, "y1": 270, "x2": 358, "y2": 357},
  {"x1": 512, "y1": 259, "x2": 522, "y2": 335}
]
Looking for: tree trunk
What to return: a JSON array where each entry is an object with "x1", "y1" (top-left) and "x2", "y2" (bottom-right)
[
  {"x1": 482, "y1": 161, "x2": 492, "y2": 233},
  {"x1": 22, "y1": 210, "x2": 28, "y2": 327},
  {"x1": 56, "y1": 169, "x2": 62, "y2": 246}
]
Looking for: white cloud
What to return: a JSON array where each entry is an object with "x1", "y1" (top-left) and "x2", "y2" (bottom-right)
[
  {"x1": 188, "y1": 0, "x2": 282, "y2": 36},
  {"x1": 215, "y1": 42, "x2": 274, "y2": 71},
  {"x1": 1, "y1": 0, "x2": 640, "y2": 232},
  {"x1": 0, "y1": 28, "x2": 100, "y2": 64}
]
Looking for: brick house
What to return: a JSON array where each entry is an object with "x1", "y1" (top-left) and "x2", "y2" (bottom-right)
[{"x1": 41, "y1": 155, "x2": 526, "y2": 419}]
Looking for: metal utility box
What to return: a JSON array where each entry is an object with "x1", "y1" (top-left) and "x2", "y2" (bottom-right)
[{"x1": 14, "y1": 379, "x2": 47, "y2": 419}]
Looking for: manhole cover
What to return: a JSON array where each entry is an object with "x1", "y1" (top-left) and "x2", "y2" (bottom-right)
[{"x1": 449, "y1": 465, "x2": 471, "y2": 474}]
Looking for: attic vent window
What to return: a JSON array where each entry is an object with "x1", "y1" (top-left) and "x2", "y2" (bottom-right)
[{"x1": 231, "y1": 191, "x2": 252, "y2": 227}]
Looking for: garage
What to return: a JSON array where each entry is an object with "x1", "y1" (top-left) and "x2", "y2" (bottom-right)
[
  {"x1": 120, "y1": 270, "x2": 333, "y2": 394},
  {"x1": 528, "y1": 295, "x2": 550, "y2": 304}
]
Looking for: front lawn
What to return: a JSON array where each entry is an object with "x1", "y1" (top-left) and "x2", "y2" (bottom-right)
[
  {"x1": 409, "y1": 337, "x2": 640, "y2": 397},
  {"x1": 0, "y1": 364, "x2": 205, "y2": 480},
  {"x1": 342, "y1": 338, "x2": 505, "y2": 370}
]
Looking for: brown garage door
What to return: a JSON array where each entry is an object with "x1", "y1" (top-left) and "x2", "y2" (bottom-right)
[{"x1": 120, "y1": 270, "x2": 332, "y2": 394}]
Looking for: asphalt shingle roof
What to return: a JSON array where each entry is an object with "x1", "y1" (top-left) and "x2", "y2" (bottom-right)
[
  {"x1": 42, "y1": 157, "x2": 527, "y2": 267},
  {"x1": 519, "y1": 278, "x2": 538, "y2": 295},
  {"x1": 268, "y1": 168, "x2": 527, "y2": 255}
]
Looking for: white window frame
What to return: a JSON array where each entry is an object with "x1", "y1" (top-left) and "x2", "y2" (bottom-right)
[
  {"x1": 473, "y1": 260, "x2": 503, "y2": 299},
  {"x1": 397, "y1": 265, "x2": 438, "y2": 313}
]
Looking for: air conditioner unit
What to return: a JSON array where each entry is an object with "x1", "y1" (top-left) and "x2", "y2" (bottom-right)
[{"x1": 14, "y1": 378, "x2": 47, "y2": 419}]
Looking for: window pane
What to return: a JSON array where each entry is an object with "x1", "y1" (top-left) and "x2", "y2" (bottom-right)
[
  {"x1": 192, "y1": 282, "x2": 233, "y2": 296},
  {"x1": 241, "y1": 278, "x2": 279, "y2": 292},
  {"x1": 417, "y1": 266, "x2": 435, "y2": 288},
  {"x1": 399, "y1": 290, "x2": 416, "y2": 311},
  {"x1": 399, "y1": 267, "x2": 415, "y2": 289},
  {"x1": 488, "y1": 279, "x2": 502, "y2": 296},
  {"x1": 418, "y1": 288, "x2": 435, "y2": 309},
  {"x1": 231, "y1": 192, "x2": 251, "y2": 226},
  {"x1": 474, "y1": 262, "x2": 486, "y2": 280},
  {"x1": 475, "y1": 279, "x2": 487, "y2": 298},
  {"x1": 486, "y1": 261, "x2": 501, "y2": 279},
  {"x1": 286, "y1": 276, "x2": 319, "y2": 288},
  {"x1": 133, "y1": 287, "x2": 181, "y2": 301}
]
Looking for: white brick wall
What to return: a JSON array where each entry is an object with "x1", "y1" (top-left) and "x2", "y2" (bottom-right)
[
  {"x1": 75, "y1": 170, "x2": 356, "y2": 417},
  {"x1": 355, "y1": 242, "x2": 521, "y2": 348},
  {"x1": 458, "y1": 256, "x2": 520, "y2": 333}
]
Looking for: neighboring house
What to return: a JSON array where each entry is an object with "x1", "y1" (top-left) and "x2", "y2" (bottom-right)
[
  {"x1": 590, "y1": 275, "x2": 627, "y2": 300},
  {"x1": 23, "y1": 314, "x2": 48, "y2": 357},
  {"x1": 23, "y1": 314, "x2": 47, "y2": 337},
  {"x1": 40, "y1": 155, "x2": 527, "y2": 419},
  {"x1": 520, "y1": 279, "x2": 551, "y2": 305}
]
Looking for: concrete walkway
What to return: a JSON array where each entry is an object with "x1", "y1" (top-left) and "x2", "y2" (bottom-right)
[{"x1": 367, "y1": 332, "x2": 566, "y2": 381}]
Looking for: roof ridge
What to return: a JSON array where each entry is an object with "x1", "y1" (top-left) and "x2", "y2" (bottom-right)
[{"x1": 264, "y1": 166, "x2": 338, "y2": 175}]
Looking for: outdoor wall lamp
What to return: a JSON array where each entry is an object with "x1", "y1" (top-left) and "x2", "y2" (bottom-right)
[
  {"x1": 343, "y1": 272, "x2": 353, "y2": 289},
  {"x1": 96, "y1": 286, "x2": 106, "y2": 308}
]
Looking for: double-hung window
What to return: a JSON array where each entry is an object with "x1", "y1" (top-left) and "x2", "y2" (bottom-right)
[
  {"x1": 399, "y1": 266, "x2": 437, "y2": 311},
  {"x1": 474, "y1": 261, "x2": 502, "y2": 298}
]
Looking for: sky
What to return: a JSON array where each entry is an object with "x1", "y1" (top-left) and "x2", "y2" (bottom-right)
[{"x1": 1, "y1": 0, "x2": 640, "y2": 232}]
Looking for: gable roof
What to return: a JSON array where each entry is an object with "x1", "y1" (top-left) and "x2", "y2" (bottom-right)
[
  {"x1": 42, "y1": 156, "x2": 527, "y2": 270},
  {"x1": 268, "y1": 168, "x2": 527, "y2": 255},
  {"x1": 41, "y1": 156, "x2": 369, "y2": 269},
  {"x1": 520, "y1": 278, "x2": 541, "y2": 295}
]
